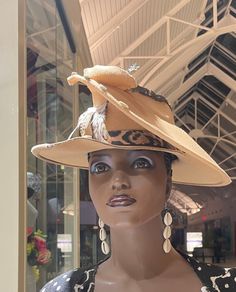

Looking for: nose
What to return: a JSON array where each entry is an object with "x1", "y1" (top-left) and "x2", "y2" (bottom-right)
[{"x1": 111, "y1": 170, "x2": 131, "y2": 191}]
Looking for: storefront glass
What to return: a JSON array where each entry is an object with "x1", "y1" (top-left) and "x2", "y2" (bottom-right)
[
  {"x1": 26, "y1": 1, "x2": 105, "y2": 290},
  {"x1": 26, "y1": 1, "x2": 77, "y2": 290}
]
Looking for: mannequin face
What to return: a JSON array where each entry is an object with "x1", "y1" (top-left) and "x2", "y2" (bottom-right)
[{"x1": 89, "y1": 149, "x2": 171, "y2": 228}]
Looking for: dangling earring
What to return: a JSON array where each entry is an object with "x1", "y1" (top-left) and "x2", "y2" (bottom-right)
[
  {"x1": 162, "y1": 206, "x2": 173, "y2": 254},
  {"x1": 98, "y1": 218, "x2": 110, "y2": 255}
]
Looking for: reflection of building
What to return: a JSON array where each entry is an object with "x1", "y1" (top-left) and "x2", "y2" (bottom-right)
[
  {"x1": 2, "y1": 1, "x2": 236, "y2": 291},
  {"x1": 2, "y1": 1, "x2": 92, "y2": 291},
  {"x1": 25, "y1": 1, "x2": 95, "y2": 290}
]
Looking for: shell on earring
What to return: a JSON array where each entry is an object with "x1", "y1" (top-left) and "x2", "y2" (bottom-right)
[
  {"x1": 163, "y1": 238, "x2": 171, "y2": 253},
  {"x1": 98, "y1": 218, "x2": 105, "y2": 228},
  {"x1": 164, "y1": 211, "x2": 173, "y2": 226},
  {"x1": 101, "y1": 240, "x2": 110, "y2": 255},
  {"x1": 98, "y1": 218, "x2": 110, "y2": 255},
  {"x1": 99, "y1": 228, "x2": 107, "y2": 241},
  {"x1": 163, "y1": 226, "x2": 171, "y2": 239},
  {"x1": 162, "y1": 209, "x2": 173, "y2": 254}
]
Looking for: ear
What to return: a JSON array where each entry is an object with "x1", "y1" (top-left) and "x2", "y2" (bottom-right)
[{"x1": 165, "y1": 174, "x2": 172, "y2": 201}]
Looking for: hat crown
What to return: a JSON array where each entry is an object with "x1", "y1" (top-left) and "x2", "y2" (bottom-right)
[{"x1": 84, "y1": 65, "x2": 137, "y2": 90}]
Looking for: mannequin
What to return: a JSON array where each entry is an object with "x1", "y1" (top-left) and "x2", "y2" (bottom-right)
[
  {"x1": 33, "y1": 66, "x2": 235, "y2": 292},
  {"x1": 89, "y1": 149, "x2": 202, "y2": 292}
]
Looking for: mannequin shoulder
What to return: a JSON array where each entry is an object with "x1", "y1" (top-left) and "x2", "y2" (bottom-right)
[{"x1": 40, "y1": 266, "x2": 92, "y2": 292}]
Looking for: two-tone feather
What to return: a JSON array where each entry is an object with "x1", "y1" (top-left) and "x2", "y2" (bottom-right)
[
  {"x1": 67, "y1": 102, "x2": 109, "y2": 142},
  {"x1": 67, "y1": 107, "x2": 97, "y2": 139},
  {"x1": 91, "y1": 102, "x2": 108, "y2": 143}
]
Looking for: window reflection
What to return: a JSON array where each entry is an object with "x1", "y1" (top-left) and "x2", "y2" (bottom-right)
[
  {"x1": 26, "y1": 2, "x2": 106, "y2": 290},
  {"x1": 26, "y1": 0, "x2": 76, "y2": 290}
]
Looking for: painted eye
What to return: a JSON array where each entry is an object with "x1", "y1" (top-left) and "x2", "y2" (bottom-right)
[
  {"x1": 90, "y1": 162, "x2": 110, "y2": 174},
  {"x1": 132, "y1": 157, "x2": 153, "y2": 169}
]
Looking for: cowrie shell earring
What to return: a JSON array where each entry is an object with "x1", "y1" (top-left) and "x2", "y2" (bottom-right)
[
  {"x1": 162, "y1": 209, "x2": 173, "y2": 254},
  {"x1": 98, "y1": 218, "x2": 110, "y2": 255}
]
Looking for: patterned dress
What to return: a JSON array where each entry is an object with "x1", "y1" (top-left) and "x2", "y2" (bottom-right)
[{"x1": 40, "y1": 252, "x2": 236, "y2": 292}]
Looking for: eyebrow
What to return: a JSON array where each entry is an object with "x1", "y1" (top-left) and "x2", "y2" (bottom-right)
[
  {"x1": 88, "y1": 153, "x2": 111, "y2": 160},
  {"x1": 88, "y1": 150, "x2": 155, "y2": 161},
  {"x1": 127, "y1": 150, "x2": 154, "y2": 156}
]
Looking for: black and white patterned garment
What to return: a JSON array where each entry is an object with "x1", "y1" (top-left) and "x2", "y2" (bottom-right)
[{"x1": 40, "y1": 252, "x2": 236, "y2": 292}]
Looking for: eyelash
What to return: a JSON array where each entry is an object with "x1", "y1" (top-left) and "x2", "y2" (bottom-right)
[
  {"x1": 90, "y1": 162, "x2": 110, "y2": 174},
  {"x1": 90, "y1": 157, "x2": 153, "y2": 174},
  {"x1": 132, "y1": 157, "x2": 153, "y2": 169}
]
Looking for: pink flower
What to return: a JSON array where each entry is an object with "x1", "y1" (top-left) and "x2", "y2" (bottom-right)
[
  {"x1": 27, "y1": 227, "x2": 33, "y2": 236},
  {"x1": 34, "y1": 235, "x2": 46, "y2": 251},
  {"x1": 37, "y1": 249, "x2": 51, "y2": 265}
]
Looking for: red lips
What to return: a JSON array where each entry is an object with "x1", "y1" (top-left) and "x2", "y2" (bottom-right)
[{"x1": 106, "y1": 194, "x2": 136, "y2": 207}]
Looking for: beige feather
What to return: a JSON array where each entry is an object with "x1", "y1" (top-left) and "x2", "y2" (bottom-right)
[
  {"x1": 91, "y1": 102, "x2": 108, "y2": 142},
  {"x1": 68, "y1": 107, "x2": 96, "y2": 139}
]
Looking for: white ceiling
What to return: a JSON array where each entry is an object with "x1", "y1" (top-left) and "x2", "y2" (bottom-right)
[
  {"x1": 79, "y1": 0, "x2": 236, "y2": 178},
  {"x1": 79, "y1": 0, "x2": 234, "y2": 90},
  {"x1": 79, "y1": 0, "x2": 236, "y2": 214}
]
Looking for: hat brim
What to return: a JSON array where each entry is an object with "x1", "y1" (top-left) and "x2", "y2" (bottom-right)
[
  {"x1": 32, "y1": 75, "x2": 231, "y2": 187},
  {"x1": 32, "y1": 135, "x2": 230, "y2": 186}
]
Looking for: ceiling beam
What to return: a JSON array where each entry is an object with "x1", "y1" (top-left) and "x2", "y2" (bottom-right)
[
  {"x1": 208, "y1": 63, "x2": 236, "y2": 93},
  {"x1": 174, "y1": 90, "x2": 236, "y2": 145},
  {"x1": 133, "y1": 22, "x2": 199, "y2": 84},
  {"x1": 168, "y1": 63, "x2": 209, "y2": 105},
  {"x1": 169, "y1": 62, "x2": 236, "y2": 108},
  {"x1": 144, "y1": 36, "x2": 213, "y2": 90},
  {"x1": 134, "y1": 0, "x2": 207, "y2": 83},
  {"x1": 109, "y1": 0, "x2": 192, "y2": 66},
  {"x1": 196, "y1": 92, "x2": 236, "y2": 128},
  {"x1": 160, "y1": 73, "x2": 184, "y2": 98},
  {"x1": 142, "y1": 15, "x2": 236, "y2": 91},
  {"x1": 88, "y1": 0, "x2": 149, "y2": 50},
  {"x1": 141, "y1": 31, "x2": 214, "y2": 87},
  {"x1": 176, "y1": 112, "x2": 236, "y2": 164},
  {"x1": 174, "y1": 93, "x2": 196, "y2": 113}
]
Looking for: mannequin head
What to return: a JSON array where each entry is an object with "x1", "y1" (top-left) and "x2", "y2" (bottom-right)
[{"x1": 88, "y1": 149, "x2": 172, "y2": 229}]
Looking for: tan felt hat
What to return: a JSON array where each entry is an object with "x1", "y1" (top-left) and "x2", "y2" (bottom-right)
[{"x1": 32, "y1": 65, "x2": 231, "y2": 187}]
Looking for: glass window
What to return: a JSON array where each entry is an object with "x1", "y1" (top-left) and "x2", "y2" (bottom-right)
[{"x1": 26, "y1": 1, "x2": 77, "y2": 291}]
